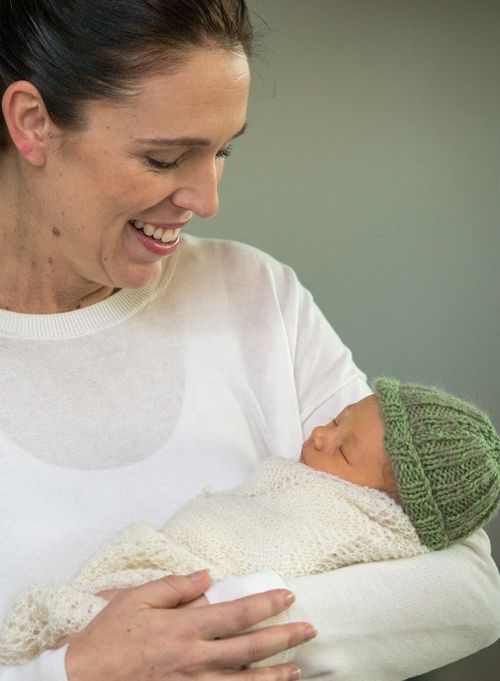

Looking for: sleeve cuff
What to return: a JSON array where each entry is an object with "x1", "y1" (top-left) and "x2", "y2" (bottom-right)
[
  {"x1": 0, "y1": 646, "x2": 68, "y2": 681},
  {"x1": 205, "y1": 573, "x2": 293, "y2": 668},
  {"x1": 206, "y1": 571, "x2": 288, "y2": 605}
]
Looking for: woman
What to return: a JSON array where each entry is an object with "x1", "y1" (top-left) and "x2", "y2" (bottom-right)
[{"x1": 0, "y1": 1, "x2": 499, "y2": 680}]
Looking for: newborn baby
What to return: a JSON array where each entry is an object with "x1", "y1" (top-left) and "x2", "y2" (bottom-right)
[{"x1": 2, "y1": 378, "x2": 499, "y2": 665}]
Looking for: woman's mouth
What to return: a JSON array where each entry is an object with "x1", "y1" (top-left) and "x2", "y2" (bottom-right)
[
  {"x1": 129, "y1": 220, "x2": 182, "y2": 244},
  {"x1": 128, "y1": 220, "x2": 185, "y2": 256}
]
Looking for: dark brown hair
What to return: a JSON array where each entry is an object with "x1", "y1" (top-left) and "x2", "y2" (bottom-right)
[{"x1": 0, "y1": 0, "x2": 254, "y2": 153}]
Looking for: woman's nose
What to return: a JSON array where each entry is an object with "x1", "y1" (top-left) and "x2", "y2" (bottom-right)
[{"x1": 170, "y1": 160, "x2": 220, "y2": 219}]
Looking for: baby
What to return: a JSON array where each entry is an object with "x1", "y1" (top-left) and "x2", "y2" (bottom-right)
[
  {"x1": 2, "y1": 378, "x2": 499, "y2": 665},
  {"x1": 301, "y1": 378, "x2": 500, "y2": 550}
]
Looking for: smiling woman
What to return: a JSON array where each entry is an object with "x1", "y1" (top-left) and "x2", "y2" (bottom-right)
[
  {"x1": 0, "y1": 2, "x2": 315, "y2": 678},
  {"x1": 0, "y1": 2, "x2": 499, "y2": 681},
  {"x1": 1, "y1": 45, "x2": 250, "y2": 309}
]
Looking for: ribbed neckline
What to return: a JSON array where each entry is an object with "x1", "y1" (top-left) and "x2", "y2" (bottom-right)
[{"x1": 0, "y1": 251, "x2": 177, "y2": 340}]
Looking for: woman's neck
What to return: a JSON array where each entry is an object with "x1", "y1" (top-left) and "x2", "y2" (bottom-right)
[
  {"x1": 0, "y1": 279, "x2": 117, "y2": 314},
  {"x1": 0, "y1": 236, "x2": 116, "y2": 314},
  {"x1": 0, "y1": 239, "x2": 117, "y2": 313},
  {"x1": 0, "y1": 158, "x2": 116, "y2": 314}
]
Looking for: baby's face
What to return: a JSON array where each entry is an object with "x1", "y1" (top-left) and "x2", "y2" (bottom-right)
[{"x1": 300, "y1": 395, "x2": 397, "y2": 496}]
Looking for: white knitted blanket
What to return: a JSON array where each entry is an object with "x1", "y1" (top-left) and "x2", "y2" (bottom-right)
[{"x1": 0, "y1": 458, "x2": 427, "y2": 664}]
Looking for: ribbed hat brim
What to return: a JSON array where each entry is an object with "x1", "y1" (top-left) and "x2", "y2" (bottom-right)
[
  {"x1": 374, "y1": 377, "x2": 500, "y2": 550},
  {"x1": 375, "y1": 378, "x2": 449, "y2": 549}
]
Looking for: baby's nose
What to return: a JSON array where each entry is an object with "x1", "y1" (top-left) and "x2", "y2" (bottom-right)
[{"x1": 311, "y1": 426, "x2": 330, "y2": 450}]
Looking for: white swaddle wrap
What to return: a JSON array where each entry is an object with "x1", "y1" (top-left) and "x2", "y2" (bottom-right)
[{"x1": 0, "y1": 457, "x2": 427, "y2": 664}]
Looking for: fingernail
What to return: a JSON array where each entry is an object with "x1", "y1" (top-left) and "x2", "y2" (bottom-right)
[
  {"x1": 289, "y1": 666, "x2": 301, "y2": 680},
  {"x1": 283, "y1": 591, "x2": 295, "y2": 607},
  {"x1": 189, "y1": 570, "x2": 208, "y2": 582},
  {"x1": 303, "y1": 624, "x2": 317, "y2": 641}
]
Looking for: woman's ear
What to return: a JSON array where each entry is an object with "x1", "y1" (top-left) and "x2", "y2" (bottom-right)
[{"x1": 2, "y1": 80, "x2": 54, "y2": 166}]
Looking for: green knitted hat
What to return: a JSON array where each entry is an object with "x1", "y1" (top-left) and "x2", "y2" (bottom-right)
[{"x1": 373, "y1": 378, "x2": 500, "y2": 550}]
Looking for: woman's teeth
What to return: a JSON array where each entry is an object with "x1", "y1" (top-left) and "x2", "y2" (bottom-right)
[{"x1": 131, "y1": 220, "x2": 181, "y2": 243}]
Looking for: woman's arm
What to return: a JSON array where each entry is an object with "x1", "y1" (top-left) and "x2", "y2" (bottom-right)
[
  {"x1": 267, "y1": 259, "x2": 500, "y2": 678},
  {"x1": 286, "y1": 530, "x2": 500, "y2": 681}
]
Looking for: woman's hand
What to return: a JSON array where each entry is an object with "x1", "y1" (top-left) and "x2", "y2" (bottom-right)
[{"x1": 63, "y1": 571, "x2": 314, "y2": 680}]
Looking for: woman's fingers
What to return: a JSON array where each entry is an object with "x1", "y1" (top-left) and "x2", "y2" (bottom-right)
[
  {"x1": 212, "y1": 663, "x2": 302, "y2": 680},
  {"x1": 239, "y1": 665, "x2": 301, "y2": 681},
  {"x1": 64, "y1": 577, "x2": 315, "y2": 680},
  {"x1": 195, "y1": 589, "x2": 296, "y2": 639},
  {"x1": 125, "y1": 570, "x2": 211, "y2": 609},
  {"x1": 206, "y1": 622, "x2": 316, "y2": 669},
  {"x1": 95, "y1": 588, "x2": 122, "y2": 601}
]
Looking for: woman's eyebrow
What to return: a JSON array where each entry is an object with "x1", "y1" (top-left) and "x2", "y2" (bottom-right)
[{"x1": 135, "y1": 122, "x2": 248, "y2": 147}]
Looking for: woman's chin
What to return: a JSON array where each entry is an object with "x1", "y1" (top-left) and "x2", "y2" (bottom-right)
[{"x1": 109, "y1": 259, "x2": 163, "y2": 291}]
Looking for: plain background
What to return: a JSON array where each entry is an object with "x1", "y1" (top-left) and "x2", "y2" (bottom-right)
[{"x1": 188, "y1": 1, "x2": 500, "y2": 679}]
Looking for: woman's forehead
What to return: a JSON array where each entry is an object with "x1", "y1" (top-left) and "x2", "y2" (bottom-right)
[{"x1": 86, "y1": 48, "x2": 250, "y2": 141}]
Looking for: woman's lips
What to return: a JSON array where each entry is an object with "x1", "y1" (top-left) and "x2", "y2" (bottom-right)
[
  {"x1": 130, "y1": 219, "x2": 186, "y2": 243},
  {"x1": 128, "y1": 220, "x2": 184, "y2": 256}
]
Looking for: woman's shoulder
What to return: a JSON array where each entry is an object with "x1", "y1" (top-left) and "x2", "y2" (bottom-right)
[
  {"x1": 179, "y1": 232, "x2": 277, "y2": 260},
  {"x1": 178, "y1": 234, "x2": 299, "y2": 284}
]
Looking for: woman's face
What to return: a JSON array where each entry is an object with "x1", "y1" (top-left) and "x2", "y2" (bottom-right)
[{"x1": 37, "y1": 47, "x2": 250, "y2": 290}]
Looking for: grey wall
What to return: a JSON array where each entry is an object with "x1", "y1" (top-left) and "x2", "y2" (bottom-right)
[{"x1": 189, "y1": 2, "x2": 499, "y2": 678}]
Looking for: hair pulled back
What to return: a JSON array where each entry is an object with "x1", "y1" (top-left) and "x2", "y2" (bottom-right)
[{"x1": 0, "y1": 0, "x2": 253, "y2": 153}]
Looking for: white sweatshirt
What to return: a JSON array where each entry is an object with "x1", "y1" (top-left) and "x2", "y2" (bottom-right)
[{"x1": 0, "y1": 235, "x2": 499, "y2": 681}]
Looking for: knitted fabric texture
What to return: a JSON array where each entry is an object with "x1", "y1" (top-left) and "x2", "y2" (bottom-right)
[
  {"x1": 374, "y1": 378, "x2": 500, "y2": 551},
  {"x1": 0, "y1": 457, "x2": 426, "y2": 665}
]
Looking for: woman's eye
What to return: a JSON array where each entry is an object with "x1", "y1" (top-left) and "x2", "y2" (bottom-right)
[
  {"x1": 216, "y1": 144, "x2": 233, "y2": 159},
  {"x1": 145, "y1": 144, "x2": 233, "y2": 172},
  {"x1": 145, "y1": 157, "x2": 180, "y2": 170}
]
